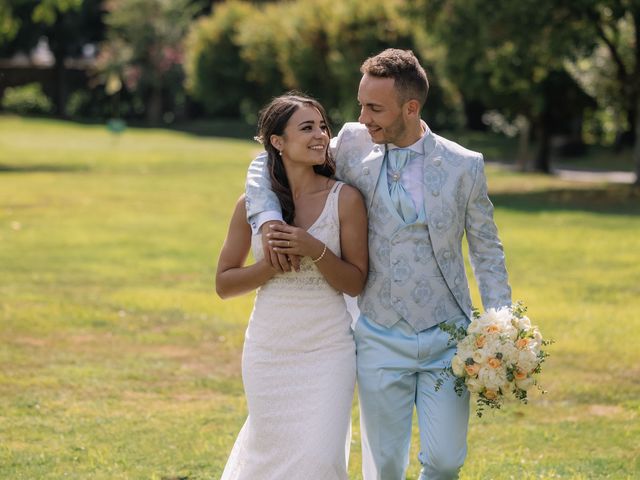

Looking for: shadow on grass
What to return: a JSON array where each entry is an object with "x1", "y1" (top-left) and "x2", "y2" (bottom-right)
[
  {"x1": 0, "y1": 163, "x2": 90, "y2": 174},
  {"x1": 169, "y1": 119, "x2": 257, "y2": 140},
  {"x1": 492, "y1": 185, "x2": 640, "y2": 216}
]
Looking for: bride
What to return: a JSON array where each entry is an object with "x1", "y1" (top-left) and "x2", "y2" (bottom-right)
[{"x1": 215, "y1": 93, "x2": 368, "y2": 479}]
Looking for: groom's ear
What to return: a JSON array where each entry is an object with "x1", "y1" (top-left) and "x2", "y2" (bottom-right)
[{"x1": 405, "y1": 99, "x2": 421, "y2": 117}]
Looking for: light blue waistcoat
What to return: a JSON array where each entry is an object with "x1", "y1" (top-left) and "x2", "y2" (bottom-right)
[{"x1": 359, "y1": 155, "x2": 465, "y2": 331}]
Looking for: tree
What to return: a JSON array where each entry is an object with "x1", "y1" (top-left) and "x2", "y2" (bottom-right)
[
  {"x1": 0, "y1": 0, "x2": 105, "y2": 115},
  {"x1": 184, "y1": 0, "x2": 455, "y2": 127},
  {"x1": 565, "y1": 0, "x2": 640, "y2": 184},
  {"x1": 97, "y1": 0, "x2": 198, "y2": 124},
  {"x1": 432, "y1": 0, "x2": 594, "y2": 172}
]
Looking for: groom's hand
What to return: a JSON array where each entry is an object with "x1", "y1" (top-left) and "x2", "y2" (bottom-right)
[{"x1": 261, "y1": 221, "x2": 300, "y2": 272}]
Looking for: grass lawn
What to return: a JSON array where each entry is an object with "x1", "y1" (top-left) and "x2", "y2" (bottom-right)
[{"x1": 1, "y1": 115, "x2": 639, "y2": 479}]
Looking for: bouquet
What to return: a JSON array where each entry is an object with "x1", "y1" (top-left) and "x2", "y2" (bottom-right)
[{"x1": 438, "y1": 302, "x2": 551, "y2": 417}]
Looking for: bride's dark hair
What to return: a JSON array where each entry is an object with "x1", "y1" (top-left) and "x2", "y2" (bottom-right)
[{"x1": 255, "y1": 92, "x2": 335, "y2": 224}]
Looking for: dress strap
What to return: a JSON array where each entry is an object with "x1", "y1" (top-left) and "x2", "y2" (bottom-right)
[
  {"x1": 331, "y1": 181, "x2": 345, "y2": 195},
  {"x1": 330, "y1": 181, "x2": 345, "y2": 223}
]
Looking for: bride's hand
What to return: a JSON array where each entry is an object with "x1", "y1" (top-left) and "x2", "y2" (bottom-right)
[{"x1": 267, "y1": 223, "x2": 325, "y2": 260}]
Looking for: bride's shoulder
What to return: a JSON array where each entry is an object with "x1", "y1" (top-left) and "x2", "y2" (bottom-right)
[{"x1": 337, "y1": 183, "x2": 365, "y2": 216}]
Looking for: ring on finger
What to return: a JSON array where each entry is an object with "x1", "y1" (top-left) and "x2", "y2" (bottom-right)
[{"x1": 287, "y1": 240, "x2": 290, "y2": 247}]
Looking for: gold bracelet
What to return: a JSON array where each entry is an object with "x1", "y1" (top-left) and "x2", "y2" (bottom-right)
[{"x1": 311, "y1": 243, "x2": 327, "y2": 263}]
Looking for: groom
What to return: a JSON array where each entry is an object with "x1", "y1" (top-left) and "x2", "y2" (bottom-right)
[{"x1": 245, "y1": 49, "x2": 511, "y2": 479}]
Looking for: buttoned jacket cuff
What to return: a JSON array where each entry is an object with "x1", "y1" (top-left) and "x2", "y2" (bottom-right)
[{"x1": 250, "y1": 211, "x2": 283, "y2": 235}]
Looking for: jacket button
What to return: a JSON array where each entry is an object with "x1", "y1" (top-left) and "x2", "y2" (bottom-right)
[
  {"x1": 433, "y1": 158, "x2": 442, "y2": 166},
  {"x1": 436, "y1": 222, "x2": 444, "y2": 229},
  {"x1": 363, "y1": 167, "x2": 369, "y2": 175},
  {"x1": 443, "y1": 251, "x2": 451, "y2": 259},
  {"x1": 432, "y1": 190, "x2": 440, "y2": 197}
]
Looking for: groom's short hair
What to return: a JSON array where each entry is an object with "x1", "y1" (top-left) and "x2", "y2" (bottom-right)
[{"x1": 360, "y1": 49, "x2": 429, "y2": 107}]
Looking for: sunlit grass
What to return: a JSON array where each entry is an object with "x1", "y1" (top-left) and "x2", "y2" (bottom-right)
[{"x1": 1, "y1": 116, "x2": 639, "y2": 479}]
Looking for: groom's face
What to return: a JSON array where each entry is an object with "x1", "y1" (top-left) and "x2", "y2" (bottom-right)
[{"x1": 357, "y1": 74, "x2": 407, "y2": 145}]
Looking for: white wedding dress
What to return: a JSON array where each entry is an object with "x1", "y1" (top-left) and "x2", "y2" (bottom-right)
[{"x1": 221, "y1": 182, "x2": 356, "y2": 480}]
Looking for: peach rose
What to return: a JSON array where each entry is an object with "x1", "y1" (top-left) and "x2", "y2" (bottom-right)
[
  {"x1": 464, "y1": 363, "x2": 480, "y2": 376},
  {"x1": 487, "y1": 357, "x2": 502, "y2": 369},
  {"x1": 475, "y1": 335, "x2": 486, "y2": 348},
  {"x1": 514, "y1": 369, "x2": 527, "y2": 380},
  {"x1": 486, "y1": 324, "x2": 500, "y2": 334},
  {"x1": 515, "y1": 338, "x2": 529, "y2": 350},
  {"x1": 483, "y1": 389, "x2": 498, "y2": 400}
]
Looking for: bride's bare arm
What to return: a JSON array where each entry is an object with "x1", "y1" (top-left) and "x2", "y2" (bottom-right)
[
  {"x1": 215, "y1": 195, "x2": 277, "y2": 299},
  {"x1": 267, "y1": 185, "x2": 368, "y2": 296}
]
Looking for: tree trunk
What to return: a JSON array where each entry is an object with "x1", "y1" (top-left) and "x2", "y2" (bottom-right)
[
  {"x1": 634, "y1": 94, "x2": 640, "y2": 186},
  {"x1": 53, "y1": 55, "x2": 67, "y2": 117},
  {"x1": 146, "y1": 84, "x2": 163, "y2": 124},
  {"x1": 515, "y1": 116, "x2": 531, "y2": 171},
  {"x1": 50, "y1": 17, "x2": 68, "y2": 118},
  {"x1": 533, "y1": 120, "x2": 552, "y2": 173},
  {"x1": 463, "y1": 99, "x2": 487, "y2": 131},
  {"x1": 633, "y1": 6, "x2": 640, "y2": 186}
]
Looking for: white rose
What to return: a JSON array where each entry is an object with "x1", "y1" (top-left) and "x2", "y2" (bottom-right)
[
  {"x1": 501, "y1": 343, "x2": 518, "y2": 364},
  {"x1": 451, "y1": 355, "x2": 465, "y2": 377},
  {"x1": 456, "y1": 343, "x2": 474, "y2": 362},
  {"x1": 517, "y1": 316, "x2": 532, "y2": 329},
  {"x1": 515, "y1": 376, "x2": 535, "y2": 391},
  {"x1": 504, "y1": 323, "x2": 519, "y2": 341},
  {"x1": 472, "y1": 348, "x2": 488, "y2": 365},
  {"x1": 466, "y1": 377, "x2": 483, "y2": 393},
  {"x1": 478, "y1": 366, "x2": 506, "y2": 391},
  {"x1": 495, "y1": 307, "x2": 513, "y2": 326},
  {"x1": 517, "y1": 350, "x2": 540, "y2": 373},
  {"x1": 467, "y1": 319, "x2": 483, "y2": 335}
]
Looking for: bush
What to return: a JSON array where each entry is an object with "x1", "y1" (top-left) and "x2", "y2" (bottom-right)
[
  {"x1": 234, "y1": 3, "x2": 287, "y2": 122},
  {"x1": 65, "y1": 90, "x2": 93, "y2": 118},
  {"x1": 183, "y1": 0, "x2": 463, "y2": 128},
  {"x1": 184, "y1": 1, "x2": 255, "y2": 117},
  {"x1": 1, "y1": 83, "x2": 53, "y2": 115},
  {"x1": 325, "y1": 0, "x2": 417, "y2": 122}
]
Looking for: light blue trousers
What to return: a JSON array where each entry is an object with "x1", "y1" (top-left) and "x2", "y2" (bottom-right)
[{"x1": 354, "y1": 314, "x2": 470, "y2": 480}]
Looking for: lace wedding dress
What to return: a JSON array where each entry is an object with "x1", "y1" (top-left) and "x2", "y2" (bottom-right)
[{"x1": 221, "y1": 182, "x2": 356, "y2": 480}]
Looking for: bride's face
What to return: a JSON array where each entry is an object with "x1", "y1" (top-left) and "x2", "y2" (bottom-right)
[{"x1": 271, "y1": 105, "x2": 330, "y2": 166}]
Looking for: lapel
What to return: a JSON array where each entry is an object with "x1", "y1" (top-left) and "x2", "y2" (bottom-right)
[
  {"x1": 361, "y1": 144, "x2": 385, "y2": 211},
  {"x1": 420, "y1": 129, "x2": 444, "y2": 227}
]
